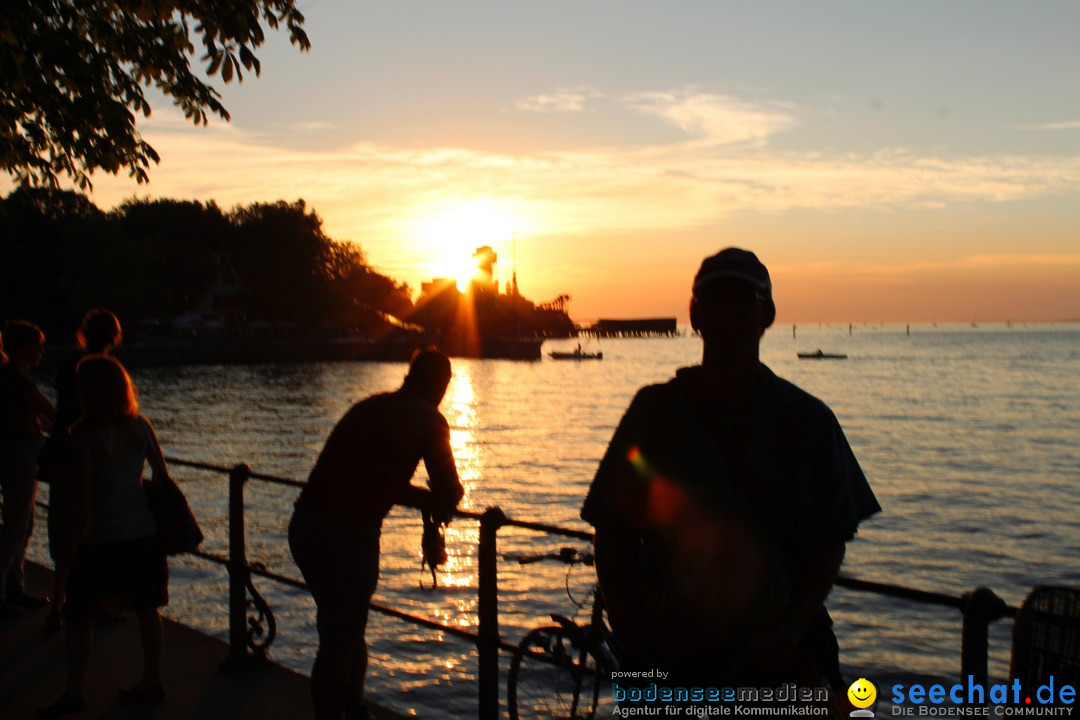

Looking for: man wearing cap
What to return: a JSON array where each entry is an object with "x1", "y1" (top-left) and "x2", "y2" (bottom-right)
[
  {"x1": 581, "y1": 248, "x2": 880, "y2": 694},
  {"x1": 290, "y1": 347, "x2": 464, "y2": 720}
]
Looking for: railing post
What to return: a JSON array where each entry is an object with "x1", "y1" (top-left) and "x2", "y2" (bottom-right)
[
  {"x1": 478, "y1": 506, "x2": 507, "y2": 720},
  {"x1": 227, "y1": 463, "x2": 252, "y2": 668},
  {"x1": 960, "y1": 586, "x2": 1008, "y2": 686}
]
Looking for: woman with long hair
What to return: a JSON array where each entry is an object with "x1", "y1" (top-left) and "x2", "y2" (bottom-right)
[
  {"x1": 0, "y1": 320, "x2": 56, "y2": 613},
  {"x1": 43, "y1": 309, "x2": 123, "y2": 628},
  {"x1": 42, "y1": 356, "x2": 170, "y2": 717}
]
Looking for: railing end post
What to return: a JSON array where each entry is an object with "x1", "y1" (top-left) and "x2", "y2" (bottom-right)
[
  {"x1": 229, "y1": 463, "x2": 252, "y2": 486},
  {"x1": 960, "y1": 586, "x2": 1008, "y2": 686},
  {"x1": 227, "y1": 462, "x2": 253, "y2": 667},
  {"x1": 480, "y1": 505, "x2": 507, "y2": 530},
  {"x1": 477, "y1": 506, "x2": 505, "y2": 720}
]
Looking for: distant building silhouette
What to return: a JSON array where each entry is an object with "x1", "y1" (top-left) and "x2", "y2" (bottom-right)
[{"x1": 586, "y1": 318, "x2": 679, "y2": 337}]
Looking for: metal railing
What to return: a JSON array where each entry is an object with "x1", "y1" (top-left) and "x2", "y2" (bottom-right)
[{"x1": 162, "y1": 456, "x2": 1017, "y2": 720}]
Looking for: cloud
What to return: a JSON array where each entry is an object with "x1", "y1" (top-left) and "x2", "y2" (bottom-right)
[
  {"x1": 1014, "y1": 120, "x2": 1080, "y2": 131},
  {"x1": 958, "y1": 253, "x2": 1080, "y2": 269},
  {"x1": 78, "y1": 118, "x2": 1080, "y2": 234},
  {"x1": 293, "y1": 121, "x2": 339, "y2": 132},
  {"x1": 49, "y1": 96, "x2": 1080, "y2": 294},
  {"x1": 514, "y1": 86, "x2": 601, "y2": 113},
  {"x1": 621, "y1": 88, "x2": 798, "y2": 145},
  {"x1": 776, "y1": 254, "x2": 1080, "y2": 282}
]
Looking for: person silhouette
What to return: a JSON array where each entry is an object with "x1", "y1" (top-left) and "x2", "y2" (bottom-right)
[
  {"x1": 0, "y1": 320, "x2": 56, "y2": 613},
  {"x1": 289, "y1": 347, "x2": 464, "y2": 720},
  {"x1": 41, "y1": 355, "x2": 172, "y2": 717},
  {"x1": 581, "y1": 248, "x2": 880, "y2": 697},
  {"x1": 43, "y1": 309, "x2": 123, "y2": 628}
]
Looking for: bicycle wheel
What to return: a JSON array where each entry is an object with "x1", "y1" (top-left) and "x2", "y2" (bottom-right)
[{"x1": 508, "y1": 625, "x2": 602, "y2": 720}]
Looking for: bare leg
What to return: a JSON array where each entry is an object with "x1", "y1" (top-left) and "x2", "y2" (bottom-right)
[{"x1": 135, "y1": 608, "x2": 164, "y2": 690}]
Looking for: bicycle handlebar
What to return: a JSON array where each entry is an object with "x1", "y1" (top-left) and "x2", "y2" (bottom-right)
[{"x1": 503, "y1": 547, "x2": 595, "y2": 566}]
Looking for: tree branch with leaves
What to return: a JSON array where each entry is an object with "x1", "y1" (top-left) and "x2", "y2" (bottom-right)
[{"x1": 0, "y1": 0, "x2": 309, "y2": 189}]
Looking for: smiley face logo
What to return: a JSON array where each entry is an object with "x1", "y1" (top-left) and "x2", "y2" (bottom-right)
[{"x1": 848, "y1": 678, "x2": 877, "y2": 709}]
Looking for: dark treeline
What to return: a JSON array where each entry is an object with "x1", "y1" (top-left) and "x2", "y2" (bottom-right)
[{"x1": 0, "y1": 188, "x2": 413, "y2": 336}]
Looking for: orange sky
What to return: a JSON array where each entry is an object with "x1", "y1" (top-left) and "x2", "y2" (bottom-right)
[{"x1": 7, "y1": 2, "x2": 1079, "y2": 323}]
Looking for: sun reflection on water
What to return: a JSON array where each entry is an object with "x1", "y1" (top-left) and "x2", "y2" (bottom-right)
[
  {"x1": 437, "y1": 364, "x2": 482, "y2": 593},
  {"x1": 446, "y1": 363, "x2": 481, "y2": 508}
]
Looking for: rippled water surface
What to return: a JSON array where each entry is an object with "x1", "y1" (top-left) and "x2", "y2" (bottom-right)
[{"x1": 32, "y1": 324, "x2": 1080, "y2": 717}]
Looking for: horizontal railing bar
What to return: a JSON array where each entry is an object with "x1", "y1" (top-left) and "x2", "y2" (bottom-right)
[
  {"x1": 244, "y1": 564, "x2": 519, "y2": 650},
  {"x1": 835, "y1": 575, "x2": 1018, "y2": 617},
  {"x1": 498, "y1": 517, "x2": 593, "y2": 540},
  {"x1": 173, "y1": 547, "x2": 1022, "y2": 624},
  {"x1": 160, "y1": 458, "x2": 1021, "y2": 622},
  {"x1": 38, "y1": 452, "x2": 1022, "y2": 697},
  {"x1": 189, "y1": 549, "x2": 228, "y2": 566},
  {"x1": 164, "y1": 456, "x2": 235, "y2": 475},
  {"x1": 166, "y1": 456, "x2": 306, "y2": 488},
  {"x1": 450, "y1": 508, "x2": 594, "y2": 540},
  {"x1": 165, "y1": 460, "x2": 594, "y2": 539},
  {"x1": 39, "y1": 493, "x2": 1022, "y2": 622},
  {"x1": 174, "y1": 545, "x2": 1019, "y2": 659}
]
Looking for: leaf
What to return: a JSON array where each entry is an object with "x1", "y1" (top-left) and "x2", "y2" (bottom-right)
[
  {"x1": 3, "y1": 0, "x2": 309, "y2": 186},
  {"x1": 239, "y1": 45, "x2": 256, "y2": 71},
  {"x1": 207, "y1": 52, "x2": 223, "y2": 76}
]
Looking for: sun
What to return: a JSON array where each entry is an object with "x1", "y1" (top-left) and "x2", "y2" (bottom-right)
[{"x1": 408, "y1": 198, "x2": 527, "y2": 291}]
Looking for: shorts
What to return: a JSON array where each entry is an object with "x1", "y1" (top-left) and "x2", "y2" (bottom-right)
[
  {"x1": 289, "y1": 507, "x2": 381, "y2": 641},
  {"x1": 66, "y1": 535, "x2": 169, "y2": 621}
]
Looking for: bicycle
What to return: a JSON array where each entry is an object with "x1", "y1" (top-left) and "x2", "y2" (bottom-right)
[{"x1": 505, "y1": 547, "x2": 621, "y2": 720}]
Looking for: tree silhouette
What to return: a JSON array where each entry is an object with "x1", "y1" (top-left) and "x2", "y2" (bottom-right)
[
  {"x1": 1, "y1": 0, "x2": 309, "y2": 189},
  {"x1": 0, "y1": 187, "x2": 105, "y2": 327},
  {"x1": 229, "y1": 199, "x2": 337, "y2": 323},
  {"x1": 116, "y1": 198, "x2": 231, "y2": 317},
  {"x1": 1, "y1": 189, "x2": 420, "y2": 334}
]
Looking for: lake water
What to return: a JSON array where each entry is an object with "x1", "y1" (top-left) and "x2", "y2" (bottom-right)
[{"x1": 30, "y1": 324, "x2": 1080, "y2": 717}]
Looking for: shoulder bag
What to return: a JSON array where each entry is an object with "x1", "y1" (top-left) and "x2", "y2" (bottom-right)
[{"x1": 144, "y1": 473, "x2": 204, "y2": 555}]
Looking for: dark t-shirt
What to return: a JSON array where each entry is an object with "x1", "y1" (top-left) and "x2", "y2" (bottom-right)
[
  {"x1": 295, "y1": 389, "x2": 463, "y2": 525},
  {"x1": 581, "y1": 363, "x2": 880, "y2": 646}
]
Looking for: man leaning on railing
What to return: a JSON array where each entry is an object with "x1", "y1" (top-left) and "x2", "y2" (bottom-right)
[{"x1": 288, "y1": 347, "x2": 464, "y2": 720}]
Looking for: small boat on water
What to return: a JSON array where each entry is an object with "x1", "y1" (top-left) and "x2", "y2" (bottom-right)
[
  {"x1": 797, "y1": 349, "x2": 848, "y2": 360},
  {"x1": 550, "y1": 344, "x2": 603, "y2": 360}
]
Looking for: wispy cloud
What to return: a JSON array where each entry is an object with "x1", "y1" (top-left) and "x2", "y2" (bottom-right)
[
  {"x1": 778, "y1": 254, "x2": 1080, "y2": 279},
  {"x1": 64, "y1": 92, "x2": 1080, "y2": 297},
  {"x1": 81, "y1": 117, "x2": 1080, "y2": 238},
  {"x1": 294, "y1": 121, "x2": 340, "y2": 132},
  {"x1": 1014, "y1": 120, "x2": 1080, "y2": 131},
  {"x1": 621, "y1": 88, "x2": 798, "y2": 145},
  {"x1": 514, "y1": 86, "x2": 602, "y2": 113}
]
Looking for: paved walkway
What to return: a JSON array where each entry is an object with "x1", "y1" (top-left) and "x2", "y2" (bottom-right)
[{"x1": 0, "y1": 562, "x2": 407, "y2": 720}]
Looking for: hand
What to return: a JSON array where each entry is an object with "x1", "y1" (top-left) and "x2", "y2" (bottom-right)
[{"x1": 431, "y1": 504, "x2": 456, "y2": 526}]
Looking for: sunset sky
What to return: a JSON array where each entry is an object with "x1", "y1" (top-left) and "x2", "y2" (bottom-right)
[{"x1": 20, "y1": 1, "x2": 1080, "y2": 322}]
